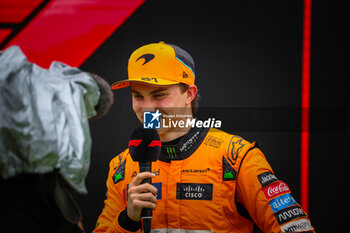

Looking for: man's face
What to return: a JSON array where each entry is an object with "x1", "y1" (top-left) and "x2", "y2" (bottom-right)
[{"x1": 131, "y1": 82, "x2": 190, "y2": 123}]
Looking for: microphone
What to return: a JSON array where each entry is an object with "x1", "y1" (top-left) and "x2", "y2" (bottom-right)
[{"x1": 128, "y1": 127, "x2": 161, "y2": 233}]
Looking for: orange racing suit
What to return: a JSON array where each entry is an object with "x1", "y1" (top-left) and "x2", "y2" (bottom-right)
[{"x1": 94, "y1": 127, "x2": 315, "y2": 233}]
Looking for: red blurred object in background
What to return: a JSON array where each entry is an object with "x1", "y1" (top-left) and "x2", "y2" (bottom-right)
[{"x1": 0, "y1": 0, "x2": 145, "y2": 67}]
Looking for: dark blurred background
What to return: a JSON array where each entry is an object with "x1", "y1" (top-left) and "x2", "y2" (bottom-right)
[
  {"x1": 79, "y1": 0, "x2": 346, "y2": 232},
  {"x1": 1, "y1": 0, "x2": 346, "y2": 232}
]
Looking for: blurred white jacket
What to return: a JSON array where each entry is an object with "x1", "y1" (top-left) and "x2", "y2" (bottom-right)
[{"x1": 0, "y1": 46, "x2": 100, "y2": 194}]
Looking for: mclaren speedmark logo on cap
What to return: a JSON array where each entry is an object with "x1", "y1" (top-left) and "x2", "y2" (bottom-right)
[{"x1": 136, "y1": 54, "x2": 155, "y2": 65}]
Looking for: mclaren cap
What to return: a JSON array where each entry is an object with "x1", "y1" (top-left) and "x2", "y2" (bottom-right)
[{"x1": 112, "y1": 42, "x2": 195, "y2": 89}]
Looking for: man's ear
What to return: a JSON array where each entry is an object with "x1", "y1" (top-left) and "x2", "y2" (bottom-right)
[{"x1": 185, "y1": 85, "x2": 198, "y2": 105}]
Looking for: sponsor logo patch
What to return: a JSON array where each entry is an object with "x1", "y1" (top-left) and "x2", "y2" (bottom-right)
[
  {"x1": 136, "y1": 53, "x2": 155, "y2": 65},
  {"x1": 131, "y1": 168, "x2": 160, "y2": 178},
  {"x1": 112, "y1": 159, "x2": 125, "y2": 184},
  {"x1": 203, "y1": 135, "x2": 224, "y2": 148},
  {"x1": 165, "y1": 146, "x2": 177, "y2": 159},
  {"x1": 181, "y1": 168, "x2": 210, "y2": 177},
  {"x1": 150, "y1": 229, "x2": 213, "y2": 233},
  {"x1": 183, "y1": 71, "x2": 188, "y2": 79},
  {"x1": 269, "y1": 193, "x2": 297, "y2": 213},
  {"x1": 257, "y1": 171, "x2": 278, "y2": 187},
  {"x1": 275, "y1": 205, "x2": 306, "y2": 225},
  {"x1": 152, "y1": 182, "x2": 162, "y2": 200},
  {"x1": 176, "y1": 183, "x2": 213, "y2": 200},
  {"x1": 263, "y1": 181, "x2": 290, "y2": 199},
  {"x1": 222, "y1": 156, "x2": 236, "y2": 181},
  {"x1": 112, "y1": 152, "x2": 125, "y2": 169},
  {"x1": 227, "y1": 136, "x2": 246, "y2": 165},
  {"x1": 179, "y1": 131, "x2": 199, "y2": 152},
  {"x1": 280, "y1": 218, "x2": 313, "y2": 232}
]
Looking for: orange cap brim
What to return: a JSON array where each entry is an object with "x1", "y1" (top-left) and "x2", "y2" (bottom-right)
[{"x1": 111, "y1": 77, "x2": 180, "y2": 90}]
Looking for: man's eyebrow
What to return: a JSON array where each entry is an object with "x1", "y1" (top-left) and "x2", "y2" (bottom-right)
[
  {"x1": 149, "y1": 88, "x2": 169, "y2": 95},
  {"x1": 131, "y1": 87, "x2": 169, "y2": 96}
]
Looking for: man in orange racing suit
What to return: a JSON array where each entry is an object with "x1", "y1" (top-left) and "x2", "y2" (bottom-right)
[{"x1": 93, "y1": 42, "x2": 315, "y2": 233}]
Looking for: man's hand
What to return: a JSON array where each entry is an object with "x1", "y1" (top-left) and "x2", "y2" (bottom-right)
[{"x1": 127, "y1": 172, "x2": 157, "y2": 221}]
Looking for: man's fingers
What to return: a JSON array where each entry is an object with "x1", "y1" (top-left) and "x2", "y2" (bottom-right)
[
  {"x1": 128, "y1": 183, "x2": 158, "y2": 199},
  {"x1": 126, "y1": 172, "x2": 158, "y2": 221},
  {"x1": 129, "y1": 172, "x2": 156, "y2": 187},
  {"x1": 130, "y1": 192, "x2": 157, "y2": 204},
  {"x1": 132, "y1": 199, "x2": 156, "y2": 210},
  {"x1": 132, "y1": 183, "x2": 158, "y2": 196}
]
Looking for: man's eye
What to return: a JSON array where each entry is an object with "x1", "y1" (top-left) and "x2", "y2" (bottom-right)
[
  {"x1": 154, "y1": 93, "x2": 166, "y2": 98},
  {"x1": 133, "y1": 95, "x2": 143, "y2": 99}
]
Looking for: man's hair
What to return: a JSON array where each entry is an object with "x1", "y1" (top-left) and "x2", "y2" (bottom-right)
[{"x1": 178, "y1": 83, "x2": 200, "y2": 115}]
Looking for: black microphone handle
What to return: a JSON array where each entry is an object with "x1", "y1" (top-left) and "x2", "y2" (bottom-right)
[
  {"x1": 139, "y1": 161, "x2": 153, "y2": 220},
  {"x1": 139, "y1": 161, "x2": 152, "y2": 233}
]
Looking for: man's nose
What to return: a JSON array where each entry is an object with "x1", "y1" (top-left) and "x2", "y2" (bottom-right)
[{"x1": 141, "y1": 98, "x2": 157, "y2": 112}]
